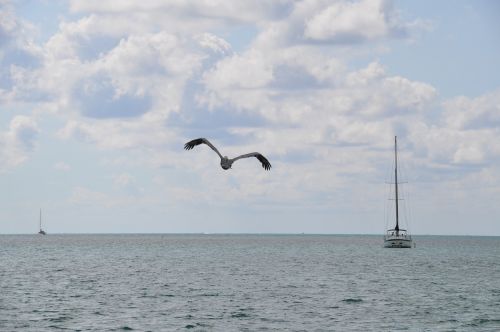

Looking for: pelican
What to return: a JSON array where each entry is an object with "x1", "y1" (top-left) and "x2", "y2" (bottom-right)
[{"x1": 184, "y1": 138, "x2": 272, "y2": 171}]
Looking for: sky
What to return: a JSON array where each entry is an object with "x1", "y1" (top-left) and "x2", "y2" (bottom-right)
[{"x1": 1, "y1": 0, "x2": 499, "y2": 235}]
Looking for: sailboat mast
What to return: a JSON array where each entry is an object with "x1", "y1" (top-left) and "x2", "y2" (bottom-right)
[
  {"x1": 39, "y1": 208, "x2": 42, "y2": 231},
  {"x1": 394, "y1": 136, "x2": 400, "y2": 233}
]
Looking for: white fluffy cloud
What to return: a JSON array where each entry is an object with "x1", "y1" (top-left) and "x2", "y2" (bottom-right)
[
  {"x1": 0, "y1": 1, "x2": 444, "y2": 188},
  {"x1": 251, "y1": 0, "x2": 425, "y2": 49},
  {"x1": 0, "y1": 1, "x2": 42, "y2": 102},
  {"x1": 54, "y1": 161, "x2": 71, "y2": 171},
  {"x1": 304, "y1": 0, "x2": 406, "y2": 42},
  {"x1": 1, "y1": 0, "x2": 499, "y2": 227},
  {"x1": 0, "y1": 115, "x2": 39, "y2": 171},
  {"x1": 202, "y1": 58, "x2": 436, "y2": 143},
  {"x1": 444, "y1": 90, "x2": 500, "y2": 130},
  {"x1": 69, "y1": 0, "x2": 292, "y2": 23}
]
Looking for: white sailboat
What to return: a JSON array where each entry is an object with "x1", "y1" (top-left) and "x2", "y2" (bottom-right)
[
  {"x1": 38, "y1": 208, "x2": 46, "y2": 235},
  {"x1": 384, "y1": 136, "x2": 413, "y2": 248}
]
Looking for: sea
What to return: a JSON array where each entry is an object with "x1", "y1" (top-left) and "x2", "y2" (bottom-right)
[{"x1": 1, "y1": 234, "x2": 499, "y2": 331}]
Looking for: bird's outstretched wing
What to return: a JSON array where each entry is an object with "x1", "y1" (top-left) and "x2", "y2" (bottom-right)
[
  {"x1": 184, "y1": 138, "x2": 223, "y2": 159},
  {"x1": 231, "y1": 152, "x2": 272, "y2": 170}
]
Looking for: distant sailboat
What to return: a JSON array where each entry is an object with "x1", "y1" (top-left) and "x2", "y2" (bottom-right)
[
  {"x1": 384, "y1": 136, "x2": 413, "y2": 248},
  {"x1": 38, "y1": 208, "x2": 46, "y2": 235}
]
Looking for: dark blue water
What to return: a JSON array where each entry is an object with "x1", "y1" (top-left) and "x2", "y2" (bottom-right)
[{"x1": 1, "y1": 234, "x2": 500, "y2": 331}]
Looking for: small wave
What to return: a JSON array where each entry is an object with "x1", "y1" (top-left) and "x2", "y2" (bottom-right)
[
  {"x1": 466, "y1": 318, "x2": 500, "y2": 327},
  {"x1": 482, "y1": 318, "x2": 500, "y2": 324},
  {"x1": 342, "y1": 298, "x2": 363, "y2": 303},
  {"x1": 48, "y1": 325, "x2": 73, "y2": 330},
  {"x1": 231, "y1": 312, "x2": 250, "y2": 318},
  {"x1": 120, "y1": 327, "x2": 134, "y2": 331},
  {"x1": 139, "y1": 294, "x2": 156, "y2": 299},
  {"x1": 185, "y1": 325, "x2": 196, "y2": 329},
  {"x1": 260, "y1": 317, "x2": 287, "y2": 323},
  {"x1": 231, "y1": 308, "x2": 253, "y2": 318},
  {"x1": 48, "y1": 316, "x2": 71, "y2": 323}
]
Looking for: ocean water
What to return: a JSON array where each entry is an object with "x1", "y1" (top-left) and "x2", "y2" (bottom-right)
[{"x1": 1, "y1": 234, "x2": 500, "y2": 331}]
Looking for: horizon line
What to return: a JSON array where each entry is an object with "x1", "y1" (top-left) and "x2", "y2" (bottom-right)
[{"x1": 1, "y1": 232, "x2": 499, "y2": 237}]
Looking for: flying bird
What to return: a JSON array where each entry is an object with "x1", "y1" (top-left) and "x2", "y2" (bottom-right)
[{"x1": 184, "y1": 138, "x2": 272, "y2": 171}]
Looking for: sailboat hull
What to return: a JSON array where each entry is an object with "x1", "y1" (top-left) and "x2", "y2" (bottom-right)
[{"x1": 384, "y1": 237, "x2": 412, "y2": 248}]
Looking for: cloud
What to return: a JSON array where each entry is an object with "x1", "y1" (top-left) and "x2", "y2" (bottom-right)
[
  {"x1": 54, "y1": 161, "x2": 71, "y2": 171},
  {"x1": 202, "y1": 57, "x2": 435, "y2": 130},
  {"x1": 69, "y1": 186, "x2": 115, "y2": 207},
  {"x1": 69, "y1": 0, "x2": 292, "y2": 24},
  {"x1": 203, "y1": 50, "x2": 274, "y2": 91},
  {"x1": 68, "y1": 184, "x2": 153, "y2": 209},
  {"x1": 252, "y1": 0, "x2": 424, "y2": 49},
  {"x1": 0, "y1": 1, "x2": 42, "y2": 100},
  {"x1": 397, "y1": 90, "x2": 500, "y2": 169},
  {"x1": 0, "y1": 1, "x2": 17, "y2": 46},
  {"x1": 3, "y1": 0, "x2": 431, "y2": 162},
  {"x1": 0, "y1": 115, "x2": 39, "y2": 171},
  {"x1": 37, "y1": 29, "x2": 205, "y2": 116},
  {"x1": 444, "y1": 89, "x2": 500, "y2": 130},
  {"x1": 57, "y1": 118, "x2": 177, "y2": 151},
  {"x1": 3, "y1": 0, "x2": 499, "y2": 228},
  {"x1": 73, "y1": 74, "x2": 153, "y2": 119},
  {"x1": 113, "y1": 172, "x2": 146, "y2": 196},
  {"x1": 1, "y1": 0, "x2": 439, "y2": 211},
  {"x1": 113, "y1": 172, "x2": 134, "y2": 187},
  {"x1": 304, "y1": 0, "x2": 407, "y2": 43},
  {"x1": 195, "y1": 33, "x2": 232, "y2": 55}
]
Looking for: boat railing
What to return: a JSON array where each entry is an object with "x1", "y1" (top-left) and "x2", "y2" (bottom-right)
[{"x1": 384, "y1": 231, "x2": 411, "y2": 240}]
